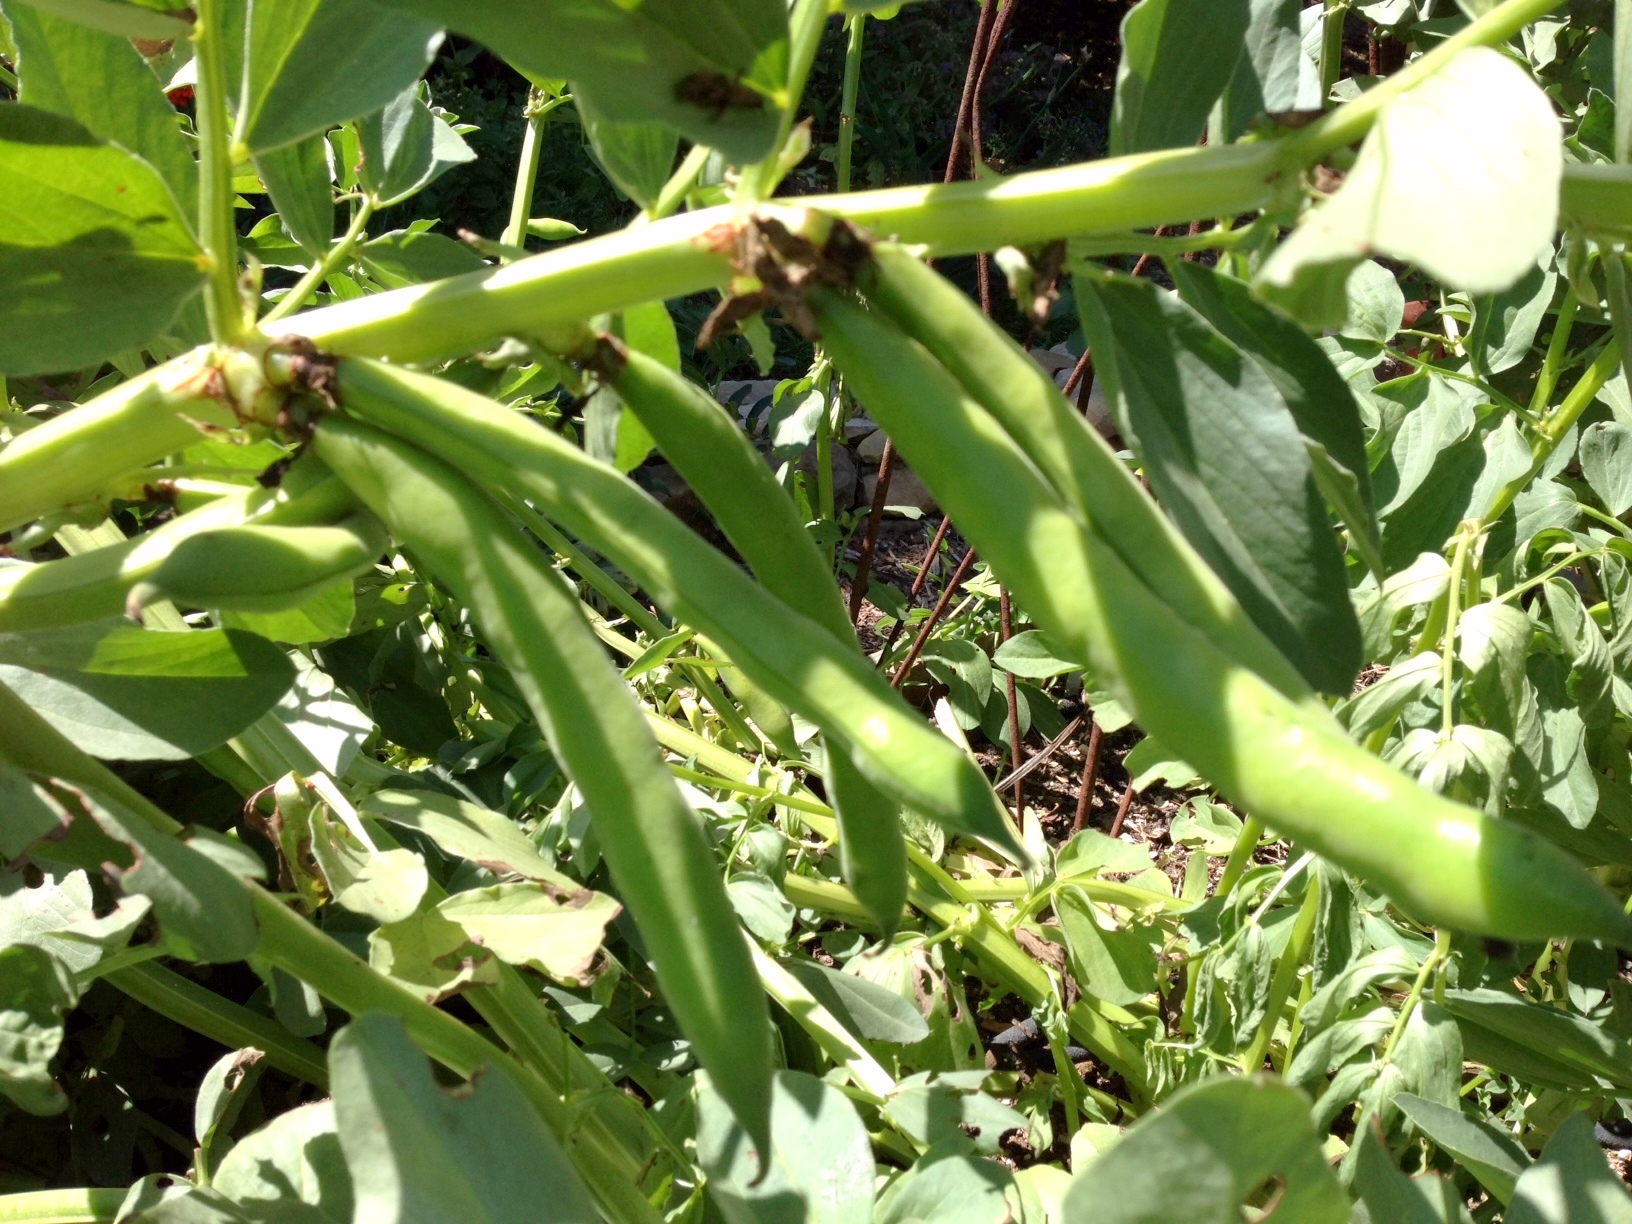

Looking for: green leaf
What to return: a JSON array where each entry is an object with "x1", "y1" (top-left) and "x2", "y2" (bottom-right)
[
  {"x1": 309, "y1": 810, "x2": 428, "y2": 925},
  {"x1": 235, "y1": 0, "x2": 442, "y2": 154},
  {"x1": 1471, "y1": 261, "x2": 1557, "y2": 375},
  {"x1": 1394, "y1": 1092, "x2": 1530, "y2": 1204},
  {"x1": 727, "y1": 872, "x2": 796, "y2": 945},
  {"x1": 254, "y1": 133, "x2": 335, "y2": 256},
  {"x1": 1062, "y1": 1076, "x2": 1348, "y2": 1223},
  {"x1": 329, "y1": 1013, "x2": 599, "y2": 1223},
  {"x1": 212, "y1": 1100, "x2": 353, "y2": 1224},
  {"x1": 1442, "y1": 988, "x2": 1632, "y2": 1091},
  {"x1": 1505, "y1": 1114, "x2": 1632, "y2": 1224},
  {"x1": 0, "y1": 758, "x2": 67, "y2": 856},
  {"x1": 1170, "y1": 261, "x2": 1372, "y2": 511},
  {"x1": 7, "y1": 1, "x2": 197, "y2": 206},
  {"x1": 1219, "y1": 0, "x2": 1319, "y2": 141},
  {"x1": 1077, "y1": 272, "x2": 1362, "y2": 693},
  {"x1": 1110, "y1": 0, "x2": 1252, "y2": 156},
  {"x1": 2, "y1": 0, "x2": 189, "y2": 40},
  {"x1": 356, "y1": 84, "x2": 476, "y2": 207},
  {"x1": 370, "y1": 0, "x2": 788, "y2": 163},
  {"x1": 1580, "y1": 421, "x2": 1632, "y2": 516},
  {"x1": 1057, "y1": 886, "x2": 1159, "y2": 1006},
  {"x1": 0, "y1": 623, "x2": 296, "y2": 761},
  {"x1": 1056, "y1": 827, "x2": 1153, "y2": 878},
  {"x1": 876, "y1": 1145, "x2": 1016, "y2": 1224},
  {"x1": 697, "y1": 1070, "x2": 876, "y2": 1224},
  {"x1": 368, "y1": 908, "x2": 497, "y2": 1003},
  {"x1": 358, "y1": 227, "x2": 486, "y2": 288},
  {"x1": 885, "y1": 1081, "x2": 1030, "y2": 1158},
  {"x1": 991, "y1": 629, "x2": 1078, "y2": 679},
  {"x1": 603, "y1": 300, "x2": 681, "y2": 470},
  {"x1": 220, "y1": 579, "x2": 356, "y2": 647},
  {"x1": 360, "y1": 788, "x2": 581, "y2": 891},
  {"x1": 0, "y1": 868, "x2": 149, "y2": 976},
  {"x1": 0, "y1": 104, "x2": 204, "y2": 375},
  {"x1": 1261, "y1": 48, "x2": 1561, "y2": 301},
  {"x1": 0, "y1": 944, "x2": 76, "y2": 1116},
  {"x1": 1350, "y1": 1125, "x2": 1476, "y2": 1224},
  {"x1": 575, "y1": 91, "x2": 678, "y2": 209},
  {"x1": 782, "y1": 959, "x2": 930, "y2": 1045},
  {"x1": 436, "y1": 882, "x2": 620, "y2": 985},
  {"x1": 76, "y1": 788, "x2": 259, "y2": 963}
]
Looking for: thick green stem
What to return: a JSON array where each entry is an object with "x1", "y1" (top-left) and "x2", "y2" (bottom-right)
[
  {"x1": 836, "y1": 14, "x2": 866, "y2": 194},
  {"x1": 0, "y1": 1189, "x2": 125, "y2": 1223},
  {"x1": 276, "y1": 142, "x2": 1284, "y2": 360},
  {"x1": 192, "y1": 0, "x2": 243, "y2": 343},
  {"x1": 262, "y1": 199, "x2": 376, "y2": 325},
  {"x1": 1239, "y1": 870, "x2": 1321, "y2": 1073},
  {"x1": 104, "y1": 963, "x2": 329, "y2": 1086},
  {"x1": 747, "y1": 0, "x2": 830, "y2": 200},
  {"x1": 501, "y1": 95, "x2": 548, "y2": 253},
  {"x1": 1440, "y1": 526, "x2": 1474, "y2": 735}
]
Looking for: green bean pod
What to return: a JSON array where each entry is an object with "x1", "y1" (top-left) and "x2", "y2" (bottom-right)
[
  {"x1": 857, "y1": 243, "x2": 1316, "y2": 707},
  {"x1": 810, "y1": 287, "x2": 1632, "y2": 945},
  {"x1": 329, "y1": 357, "x2": 1022, "y2": 861},
  {"x1": 0, "y1": 348, "x2": 279, "y2": 534},
  {"x1": 0, "y1": 473, "x2": 361, "y2": 633},
  {"x1": 136, "y1": 513, "x2": 388, "y2": 614},
  {"x1": 603, "y1": 340, "x2": 908, "y2": 934},
  {"x1": 309, "y1": 414, "x2": 775, "y2": 1159}
]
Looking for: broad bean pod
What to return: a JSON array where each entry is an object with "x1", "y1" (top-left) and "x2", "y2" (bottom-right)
[
  {"x1": 135, "y1": 513, "x2": 388, "y2": 614},
  {"x1": 858, "y1": 243, "x2": 1317, "y2": 706},
  {"x1": 0, "y1": 471, "x2": 359, "y2": 633},
  {"x1": 327, "y1": 357, "x2": 1022, "y2": 859},
  {"x1": 604, "y1": 340, "x2": 908, "y2": 933},
  {"x1": 309, "y1": 414, "x2": 776, "y2": 1159},
  {"x1": 809, "y1": 286, "x2": 1632, "y2": 945}
]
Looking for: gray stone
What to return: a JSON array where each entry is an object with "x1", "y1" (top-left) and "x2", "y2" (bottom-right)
[
  {"x1": 843, "y1": 414, "x2": 878, "y2": 442},
  {"x1": 861, "y1": 463, "x2": 937, "y2": 515},
  {"x1": 798, "y1": 442, "x2": 859, "y2": 510},
  {"x1": 855, "y1": 428, "x2": 889, "y2": 464}
]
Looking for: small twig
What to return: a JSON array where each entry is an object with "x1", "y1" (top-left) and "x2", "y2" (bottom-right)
[
  {"x1": 999, "y1": 587, "x2": 1023, "y2": 817},
  {"x1": 848, "y1": 439, "x2": 896, "y2": 625},
  {"x1": 995, "y1": 714, "x2": 1083, "y2": 794},
  {"x1": 889, "y1": 546, "x2": 978, "y2": 688},
  {"x1": 943, "y1": 0, "x2": 999, "y2": 185},
  {"x1": 1108, "y1": 781, "x2": 1136, "y2": 839},
  {"x1": 1069, "y1": 718, "x2": 1104, "y2": 834},
  {"x1": 877, "y1": 515, "x2": 955, "y2": 663}
]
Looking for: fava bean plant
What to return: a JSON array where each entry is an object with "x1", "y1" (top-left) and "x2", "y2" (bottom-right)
[{"x1": 3, "y1": 0, "x2": 1632, "y2": 1220}]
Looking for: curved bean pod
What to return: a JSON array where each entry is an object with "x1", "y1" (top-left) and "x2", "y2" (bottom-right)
[
  {"x1": 330, "y1": 357, "x2": 1022, "y2": 860},
  {"x1": 310, "y1": 414, "x2": 776, "y2": 1159},
  {"x1": 858, "y1": 243, "x2": 1316, "y2": 707},
  {"x1": 0, "y1": 472, "x2": 360, "y2": 633},
  {"x1": 810, "y1": 287, "x2": 1632, "y2": 945},
  {"x1": 138, "y1": 513, "x2": 388, "y2": 613},
  {"x1": 604, "y1": 340, "x2": 908, "y2": 934}
]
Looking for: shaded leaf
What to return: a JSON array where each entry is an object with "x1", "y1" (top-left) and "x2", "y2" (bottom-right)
[{"x1": 1110, "y1": 0, "x2": 1252, "y2": 155}]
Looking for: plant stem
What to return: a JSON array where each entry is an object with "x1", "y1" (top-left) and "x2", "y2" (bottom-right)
[
  {"x1": 647, "y1": 143, "x2": 712, "y2": 222},
  {"x1": 104, "y1": 963, "x2": 329, "y2": 1086},
  {"x1": 261, "y1": 198, "x2": 377, "y2": 325},
  {"x1": 277, "y1": 142, "x2": 1284, "y2": 360},
  {"x1": 1286, "y1": 0, "x2": 1566, "y2": 165},
  {"x1": 752, "y1": 945, "x2": 894, "y2": 1100},
  {"x1": 748, "y1": 0, "x2": 830, "y2": 200},
  {"x1": 191, "y1": 0, "x2": 243, "y2": 343},
  {"x1": 1239, "y1": 867, "x2": 1321, "y2": 1072},
  {"x1": 1486, "y1": 340, "x2": 1622, "y2": 522},
  {"x1": 0, "y1": 1189, "x2": 125, "y2": 1223},
  {"x1": 1380, "y1": 928, "x2": 1452, "y2": 1063},
  {"x1": 1530, "y1": 289, "x2": 1579, "y2": 414},
  {"x1": 1440, "y1": 525, "x2": 1474, "y2": 735},
  {"x1": 502, "y1": 92, "x2": 548, "y2": 253},
  {"x1": 1215, "y1": 815, "x2": 1264, "y2": 898},
  {"x1": 837, "y1": 14, "x2": 867, "y2": 194}
]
